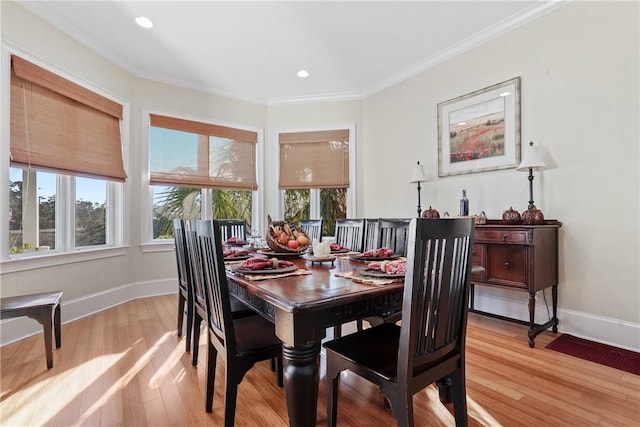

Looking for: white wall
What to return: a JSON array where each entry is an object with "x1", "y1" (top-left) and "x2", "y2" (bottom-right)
[
  {"x1": 362, "y1": 1, "x2": 639, "y2": 348},
  {"x1": 1, "y1": 1, "x2": 638, "y2": 350}
]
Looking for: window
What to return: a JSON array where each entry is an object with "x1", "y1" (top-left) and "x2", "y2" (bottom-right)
[
  {"x1": 148, "y1": 115, "x2": 258, "y2": 240},
  {"x1": 279, "y1": 128, "x2": 353, "y2": 236},
  {"x1": 4, "y1": 55, "x2": 126, "y2": 259}
]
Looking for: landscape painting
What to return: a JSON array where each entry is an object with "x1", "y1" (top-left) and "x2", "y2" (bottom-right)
[{"x1": 438, "y1": 77, "x2": 520, "y2": 177}]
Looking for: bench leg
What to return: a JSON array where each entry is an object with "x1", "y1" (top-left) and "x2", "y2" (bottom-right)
[
  {"x1": 54, "y1": 303, "x2": 61, "y2": 349},
  {"x1": 41, "y1": 307, "x2": 54, "y2": 369}
]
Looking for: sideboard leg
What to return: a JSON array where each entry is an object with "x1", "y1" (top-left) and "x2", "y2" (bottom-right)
[
  {"x1": 551, "y1": 285, "x2": 559, "y2": 333},
  {"x1": 527, "y1": 292, "x2": 536, "y2": 348}
]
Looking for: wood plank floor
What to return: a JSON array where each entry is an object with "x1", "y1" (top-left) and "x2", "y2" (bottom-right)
[{"x1": 1, "y1": 294, "x2": 638, "y2": 426}]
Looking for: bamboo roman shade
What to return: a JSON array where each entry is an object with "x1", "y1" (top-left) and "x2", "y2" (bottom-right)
[
  {"x1": 279, "y1": 129, "x2": 350, "y2": 189},
  {"x1": 149, "y1": 114, "x2": 258, "y2": 190},
  {"x1": 10, "y1": 55, "x2": 126, "y2": 182}
]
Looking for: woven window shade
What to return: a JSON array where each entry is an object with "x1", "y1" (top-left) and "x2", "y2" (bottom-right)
[
  {"x1": 149, "y1": 114, "x2": 258, "y2": 190},
  {"x1": 10, "y1": 55, "x2": 126, "y2": 182},
  {"x1": 279, "y1": 129, "x2": 349, "y2": 189}
]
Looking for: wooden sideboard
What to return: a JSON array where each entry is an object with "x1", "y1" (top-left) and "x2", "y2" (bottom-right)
[{"x1": 470, "y1": 219, "x2": 562, "y2": 347}]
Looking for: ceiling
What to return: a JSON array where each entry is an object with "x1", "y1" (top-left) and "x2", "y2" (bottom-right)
[{"x1": 17, "y1": 1, "x2": 566, "y2": 105}]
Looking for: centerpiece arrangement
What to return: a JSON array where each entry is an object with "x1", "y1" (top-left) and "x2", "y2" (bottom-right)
[{"x1": 265, "y1": 215, "x2": 310, "y2": 254}]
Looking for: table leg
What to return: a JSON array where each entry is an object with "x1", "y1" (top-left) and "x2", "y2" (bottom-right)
[{"x1": 283, "y1": 342, "x2": 321, "y2": 427}]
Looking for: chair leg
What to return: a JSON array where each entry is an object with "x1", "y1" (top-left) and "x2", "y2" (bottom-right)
[
  {"x1": 223, "y1": 372, "x2": 240, "y2": 427},
  {"x1": 205, "y1": 341, "x2": 217, "y2": 412},
  {"x1": 388, "y1": 392, "x2": 413, "y2": 427},
  {"x1": 185, "y1": 297, "x2": 194, "y2": 352},
  {"x1": 356, "y1": 319, "x2": 363, "y2": 332},
  {"x1": 275, "y1": 355, "x2": 284, "y2": 388},
  {"x1": 192, "y1": 314, "x2": 202, "y2": 366},
  {"x1": 333, "y1": 324, "x2": 342, "y2": 338},
  {"x1": 177, "y1": 293, "x2": 185, "y2": 337},
  {"x1": 450, "y1": 368, "x2": 469, "y2": 427},
  {"x1": 326, "y1": 366, "x2": 340, "y2": 427}
]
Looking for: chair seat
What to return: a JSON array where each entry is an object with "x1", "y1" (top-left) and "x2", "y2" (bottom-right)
[
  {"x1": 233, "y1": 315, "x2": 282, "y2": 356},
  {"x1": 324, "y1": 323, "x2": 400, "y2": 381}
]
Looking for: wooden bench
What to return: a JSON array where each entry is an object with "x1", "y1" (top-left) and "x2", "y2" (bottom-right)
[{"x1": 0, "y1": 291, "x2": 63, "y2": 369}]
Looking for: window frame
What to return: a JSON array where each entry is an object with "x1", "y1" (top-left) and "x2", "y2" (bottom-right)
[
  {"x1": 141, "y1": 108, "x2": 264, "y2": 249},
  {"x1": 276, "y1": 124, "x2": 357, "y2": 229},
  {"x1": 1, "y1": 46, "x2": 129, "y2": 271}
]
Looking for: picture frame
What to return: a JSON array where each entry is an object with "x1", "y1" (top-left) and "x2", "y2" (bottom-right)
[{"x1": 437, "y1": 77, "x2": 521, "y2": 177}]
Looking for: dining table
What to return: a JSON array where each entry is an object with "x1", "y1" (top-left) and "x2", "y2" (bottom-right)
[{"x1": 225, "y1": 252, "x2": 405, "y2": 427}]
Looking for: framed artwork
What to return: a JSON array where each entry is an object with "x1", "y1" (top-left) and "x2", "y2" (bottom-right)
[{"x1": 437, "y1": 77, "x2": 521, "y2": 177}]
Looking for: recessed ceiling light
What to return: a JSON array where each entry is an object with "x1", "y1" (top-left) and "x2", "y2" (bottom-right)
[
  {"x1": 135, "y1": 16, "x2": 154, "y2": 29},
  {"x1": 297, "y1": 70, "x2": 310, "y2": 78}
]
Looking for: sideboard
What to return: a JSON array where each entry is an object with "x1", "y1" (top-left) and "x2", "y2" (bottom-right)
[{"x1": 470, "y1": 220, "x2": 562, "y2": 347}]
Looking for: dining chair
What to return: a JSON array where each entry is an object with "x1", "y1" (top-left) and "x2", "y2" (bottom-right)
[
  {"x1": 216, "y1": 219, "x2": 248, "y2": 242},
  {"x1": 196, "y1": 219, "x2": 284, "y2": 423},
  {"x1": 324, "y1": 217, "x2": 475, "y2": 427},
  {"x1": 184, "y1": 220, "x2": 255, "y2": 367},
  {"x1": 334, "y1": 218, "x2": 365, "y2": 252},
  {"x1": 173, "y1": 219, "x2": 194, "y2": 352},
  {"x1": 300, "y1": 219, "x2": 324, "y2": 242},
  {"x1": 377, "y1": 218, "x2": 412, "y2": 257},
  {"x1": 363, "y1": 218, "x2": 379, "y2": 251}
]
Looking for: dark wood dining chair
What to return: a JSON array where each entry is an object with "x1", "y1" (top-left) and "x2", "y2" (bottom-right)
[
  {"x1": 300, "y1": 219, "x2": 323, "y2": 242},
  {"x1": 377, "y1": 218, "x2": 412, "y2": 257},
  {"x1": 184, "y1": 219, "x2": 255, "y2": 366},
  {"x1": 196, "y1": 219, "x2": 284, "y2": 424},
  {"x1": 173, "y1": 219, "x2": 194, "y2": 352},
  {"x1": 334, "y1": 218, "x2": 365, "y2": 252},
  {"x1": 363, "y1": 218, "x2": 379, "y2": 251},
  {"x1": 216, "y1": 219, "x2": 247, "y2": 242},
  {"x1": 324, "y1": 218, "x2": 474, "y2": 427}
]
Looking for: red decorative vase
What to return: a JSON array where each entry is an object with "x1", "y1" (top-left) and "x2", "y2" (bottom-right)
[
  {"x1": 522, "y1": 206, "x2": 545, "y2": 225},
  {"x1": 421, "y1": 206, "x2": 440, "y2": 219},
  {"x1": 502, "y1": 207, "x2": 521, "y2": 225}
]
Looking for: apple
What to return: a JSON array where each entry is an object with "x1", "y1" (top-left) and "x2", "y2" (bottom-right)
[{"x1": 286, "y1": 240, "x2": 300, "y2": 249}]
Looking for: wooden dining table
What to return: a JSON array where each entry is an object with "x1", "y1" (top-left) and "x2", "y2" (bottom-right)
[{"x1": 225, "y1": 254, "x2": 404, "y2": 427}]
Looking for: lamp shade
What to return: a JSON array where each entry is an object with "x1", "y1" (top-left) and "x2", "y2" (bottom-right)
[
  {"x1": 409, "y1": 161, "x2": 427, "y2": 183},
  {"x1": 517, "y1": 142, "x2": 546, "y2": 171}
]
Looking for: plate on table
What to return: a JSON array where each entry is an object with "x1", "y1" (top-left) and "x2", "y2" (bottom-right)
[
  {"x1": 330, "y1": 248, "x2": 351, "y2": 254},
  {"x1": 232, "y1": 264, "x2": 298, "y2": 275},
  {"x1": 356, "y1": 267, "x2": 405, "y2": 279},
  {"x1": 224, "y1": 239, "x2": 247, "y2": 246},
  {"x1": 224, "y1": 254, "x2": 252, "y2": 261},
  {"x1": 350, "y1": 254, "x2": 400, "y2": 262},
  {"x1": 257, "y1": 249, "x2": 302, "y2": 258}
]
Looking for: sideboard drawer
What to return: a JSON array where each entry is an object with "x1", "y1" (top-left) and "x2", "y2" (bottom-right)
[
  {"x1": 475, "y1": 229, "x2": 530, "y2": 245},
  {"x1": 485, "y1": 244, "x2": 527, "y2": 289}
]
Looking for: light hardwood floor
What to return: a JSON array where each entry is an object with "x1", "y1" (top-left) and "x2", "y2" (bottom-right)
[{"x1": 1, "y1": 294, "x2": 638, "y2": 426}]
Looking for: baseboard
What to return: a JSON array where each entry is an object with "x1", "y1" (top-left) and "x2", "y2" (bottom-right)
[
  {"x1": 0, "y1": 279, "x2": 176, "y2": 347},
  {"x1": 472, "y1": 287, "x2": 640, "y2": 352}
]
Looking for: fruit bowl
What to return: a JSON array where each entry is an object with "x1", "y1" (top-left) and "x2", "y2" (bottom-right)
[{"x1": 265, "y1": 215, "x2": 310, "y2": 254}]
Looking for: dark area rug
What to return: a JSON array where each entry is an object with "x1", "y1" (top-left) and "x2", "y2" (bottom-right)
[{"x1": 546, "y1": 334, "x2": 640, "y2": 375}]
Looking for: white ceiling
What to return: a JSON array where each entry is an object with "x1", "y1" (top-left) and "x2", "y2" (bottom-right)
[{"x1": 17, "y1": 1, "x2": 567, "y2": 105}]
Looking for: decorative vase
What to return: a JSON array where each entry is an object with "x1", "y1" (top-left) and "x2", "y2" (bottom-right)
[
  {"x1": 421, "y1": 206, "x2": 440, "y2": 219},
  {"x1": 502, "y1": 207, "x2": 521, "y2": 225},
  {"x1": 522, "y1": 206, "x2": 545, "y2": 225}
]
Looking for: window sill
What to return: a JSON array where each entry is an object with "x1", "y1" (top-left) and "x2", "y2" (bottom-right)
[{"x1": 1, "y1": 246, "x2": 130, "y2": 274}]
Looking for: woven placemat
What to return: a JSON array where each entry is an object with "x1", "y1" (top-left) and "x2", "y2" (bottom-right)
[{"x1": 231, "y1": 268, "x2": 312, "y2": 281}]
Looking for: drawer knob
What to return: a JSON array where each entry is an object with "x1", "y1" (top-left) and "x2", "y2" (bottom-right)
[
  {"x1": 504, "y1": 262, "x2": 510, "y2": 269},
  {"x1": 502, "y1": 234, "x2": 508, "y2": 241}
]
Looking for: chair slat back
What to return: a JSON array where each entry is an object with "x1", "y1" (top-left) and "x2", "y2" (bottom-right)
[
  {"x1": 334, "y1": 219, "x2": 365, "y2": 252},
  {"x1": 172, "y1": 219, "x2": 190, "y2": 294},
  {"x1": 378, "y1": 218, "x2": 411, "y2": 256},
  {"x1": 184, "y1": 220, "x2": 207, "y2": 311},
  {"x1": 398, "y1": 218, "x2": 474, "y2": 379},
  {"x1": 217, "y1": 219, "x2": 247, "y2": 242},
  {"x1": 300, "y1": 219, "x2": 323, "y2": 243},
  {"x1": 363, "y1": 219, "x2": 379, "y2": 251},
  {"x1": 194, "y1": 220, "x2": 237, "y2": 352}
]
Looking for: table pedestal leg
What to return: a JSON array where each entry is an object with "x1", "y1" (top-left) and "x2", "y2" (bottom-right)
[{"x1": 283, "y1": 343, "x2": 320, "y2": 427}]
